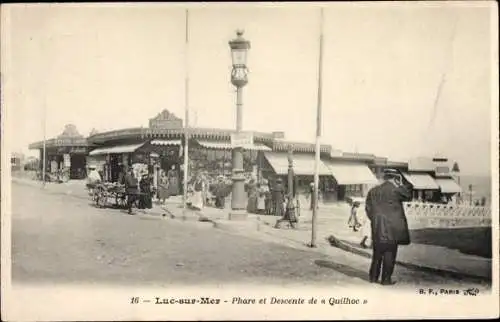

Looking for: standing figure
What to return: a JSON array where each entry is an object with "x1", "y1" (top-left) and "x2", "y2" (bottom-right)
[
  {"x1": 246, "y1": 179, "x2": 258, "y2": 214},
  {"x1": 157, "y1": 170, "x2": 169, "y2": 204},
  {"x1": 139, "y1": 173, "x2": 153, "y2": 210},
  {"x1": 191, "y1": 174, "x2": 205, "y2": 210},
  {"x1": 262, "y1": 179, "x2": 272, "y2": 215},
  {"x1": 124, "y1": 168, "x2": 139, "y2": 214},
  {"x1": 167, "y1": 165, "x2": 179, "y2": 196},
  {"x1": 271, "y1": 178, "x2": 285, "y2": 217},
  {"x1": 214, "y1": 176, "x2": 228, "y2": 209},
  {"x1": 257, "y1": 180, "x2": 269, "y2": 215},
  {"x1": 202, "y1": 173, "x2": 210, "y2": 207},
  {"x1": 365, "y1": 169, "x2": 412, "y2": 285},
  {"x1": 348, "y1": 201, "x2": 361, "y2": 231}
]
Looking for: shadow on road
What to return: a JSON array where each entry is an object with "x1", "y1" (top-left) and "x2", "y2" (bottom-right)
[{"x1": 314, "y1": 259, "x2": 370, "y2": 282}]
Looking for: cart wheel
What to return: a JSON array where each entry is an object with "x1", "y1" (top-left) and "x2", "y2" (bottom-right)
[{"x1": 97, "y1": 194, "x2": 106, "y2": 208}]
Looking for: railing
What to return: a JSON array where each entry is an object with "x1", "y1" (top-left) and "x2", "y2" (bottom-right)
[{"x1": 403, "y1": 202, "x2": 492, "y2": 228}]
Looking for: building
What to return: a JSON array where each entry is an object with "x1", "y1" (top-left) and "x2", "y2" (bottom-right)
[
  {"x1": 11, "y1": 152, "x2": 25, "y2": 171},
  {"x1": 28, "y1": 109, "x2": 461, "y2": 204},
  {"x1": 29, "y1": 124, "x2": 90, "y2": 179}
]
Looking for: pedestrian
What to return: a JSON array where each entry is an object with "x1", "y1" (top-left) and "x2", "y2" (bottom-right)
[
  {"x1": 271, "y1": 178, "x2": 285, "y2": 217},
  {"x1": 214, "y1": 175, "x2": 227, "y2": 209},
  {"x1": 348, "y1": 201, "x2": 361, "y2": 232},
  {"x1": 158, "y1": 170, "x2": 169, "y2": 204},
  {"x1": 257, "y1": 180, "x2": 269, "y2": 214},
  {"x1": 262, "y1": 179, "x2": 272, "y2": 215},
  {"x1": 191, "y1": 173, "x2": 205, "y2": 210},
  {"x1": 365, "y1": 168, "x2": 412, "y2": 285},
  {"x1": 246, "y1": 178, "x2": 258, "y2": 214},
  {"x1": 139, "y1": 173, "x2": 153, "y2": 210},
  {"x1": 124, "y1": 168, "x2": 139, "y2": 214},
  {"x1": 167, "y1": 165, "x2": 179, "y2": 196}
]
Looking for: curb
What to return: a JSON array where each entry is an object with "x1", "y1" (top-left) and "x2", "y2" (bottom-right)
[
  {"x1": 327, "y1": 235, "x2": 491, "y2": 283},
  {"x1": 212, "y1": 219, "x2": 262, "y2": 233}
]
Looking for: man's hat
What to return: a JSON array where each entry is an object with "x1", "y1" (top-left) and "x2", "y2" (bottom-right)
[{"x1": 383, "y1": 168, "x2": 400, "y2": 179}]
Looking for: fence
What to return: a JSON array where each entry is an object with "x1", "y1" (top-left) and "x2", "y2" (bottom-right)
[{"x1": 403, "y1": 202, "x2": 492, "y2": 228}]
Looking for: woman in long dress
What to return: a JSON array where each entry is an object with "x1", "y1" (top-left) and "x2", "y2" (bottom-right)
[
  {"x1": 191, "y1": 175, "x2": 205, "y2": 210},
  {"x1": 257, "y1": 182, "x2": 269, "y2": 214},
  {"x1": 246, "y1": 179, "x2": 258, "y2": 214},
  {"x1": 167, "y1": 165, "x2": 179, "y2": 196},
  {"x1": 271, "y1": 178, "x2": 285, "y2": 217},
  {"x1": 157, "y1": 171, "x2": 169, "y2": 204},
  {"x1": 139, "y1": 173, "x2": 153, "y2": 210}
]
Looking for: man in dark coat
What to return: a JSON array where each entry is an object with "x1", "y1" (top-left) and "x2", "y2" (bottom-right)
[
  {"x1": 124, "y1": 168, "x2": 139, "y2": 214},
  {"x1": 271, "y1": 178, "x2": 285, "y2": 217},
  {"x1": 214, "y1": 176, "x2": 228, "y2": 209},
  {"x1": 365, "y1": 169, "x2": 412, "y2": 285}
]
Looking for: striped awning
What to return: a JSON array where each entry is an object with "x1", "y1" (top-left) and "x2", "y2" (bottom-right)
[
  {"x1": 263, "y1": 152, "x2": 331, "y2": 176},
  {"x1": 89, "y1": 142, "x2": 146, "y2": 156},
  {"x1": 150, "y1": 139, "x2": 182, "y2": 146},
  {"x1": 401, "y1": 172, "x2": 439, "y2": 190},
  {"x1": 325, "y1": 162, "x2": 379, "y2": 185},
  {"x1": 197, "y1": 140, "x2": 272, "y2": 151},
  {"x1": 435, "y1": 178, "x2": 462, "y2": 193}
]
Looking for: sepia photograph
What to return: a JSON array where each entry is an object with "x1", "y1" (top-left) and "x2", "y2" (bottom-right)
[{"x1": 1, "y1": 1, "x2": 498, "y2": 320}]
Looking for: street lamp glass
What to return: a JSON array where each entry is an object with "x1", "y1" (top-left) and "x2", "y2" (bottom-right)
[
  {"x1": 229, "y1": 30, "x2": 250, "y2": 67},
  {"x1": 231, "y1": 49, "x2": 247, "y2": 67}
]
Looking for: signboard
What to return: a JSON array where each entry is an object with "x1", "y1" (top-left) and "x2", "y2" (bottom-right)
[
  {"x1": 231, "y1": 132, "x2": 254, "y2": 148},
  {"x1": 63, "y1": 154, "x2": 71, "y2": 168},
  {"x1": 149, "y1": 110, "x2": 183, "y2": 129}
]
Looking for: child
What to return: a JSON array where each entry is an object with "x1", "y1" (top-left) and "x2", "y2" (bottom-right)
[{"x1": 348, "y1": 201, "x2": 361, "y2": 232}]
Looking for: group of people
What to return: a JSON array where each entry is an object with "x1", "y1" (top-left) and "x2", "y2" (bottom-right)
[{"x1": 246, "y1": 177, "x2": 295, "y2": 218}]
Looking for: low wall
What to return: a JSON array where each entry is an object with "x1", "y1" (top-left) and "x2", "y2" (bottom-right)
[{"x1": 404, "y1": 202, "x2": 492, "y2": 228}]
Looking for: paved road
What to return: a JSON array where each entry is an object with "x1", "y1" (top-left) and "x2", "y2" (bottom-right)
[{"x1": 11, "y1": 183, "x2": 368, "y2": 287}]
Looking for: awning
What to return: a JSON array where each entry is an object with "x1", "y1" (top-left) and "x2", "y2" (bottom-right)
[
  {"x1": 435, "y1": 178, "x2": 462, "y2": 193},
  {"x1": 401, "y1": 172, "x2": 439, "y2": 190},
  {"x1": 325, "y1": 162, "x2": 379, "y2": 185},
  {"x1": 263, "y1": 152, "x2": 331, "y2": 176},
  {"x1": 151, "y1": 139, "x2": 182, "y2": 146},
  {"x1": 89, "y1": 142, "x2": 146, "y2": 156},
  {"x1": 197, "y1": 140, "x2": 272, "y2": 151}
]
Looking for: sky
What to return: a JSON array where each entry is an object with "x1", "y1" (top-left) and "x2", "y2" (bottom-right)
[{"x1": 2, "y1": 2, "x2": 497, "y2": 176}]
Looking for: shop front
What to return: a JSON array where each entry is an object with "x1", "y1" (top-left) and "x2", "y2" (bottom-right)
[
  {"x1": 260, "y1": 151, "x2": 333, "y2": 202},
  {"x1": 400, "y1": 171, "x2": 440, "y2": 202},
  {"x1": 323, "y1": 160, "x2": 380, "y2": 202},
  {"x1": 28, "y1": 124, "x2": 90, "y2": 180}
]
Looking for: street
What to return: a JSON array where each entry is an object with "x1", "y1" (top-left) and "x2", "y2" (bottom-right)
[
  {"x1": 11, "y1": 182, "x2": 364, "y2": 287},
  {"x1": 11, "y1": 181, "x2": 491, "y2": 291}
]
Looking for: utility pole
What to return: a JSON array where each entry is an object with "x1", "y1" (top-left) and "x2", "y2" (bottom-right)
[
  {"x1": 310, "y1": 7, "x2": 324, "y2": 248},
  {"x1": 182, "y1": 9, "x2": 190, "y2": 209}
]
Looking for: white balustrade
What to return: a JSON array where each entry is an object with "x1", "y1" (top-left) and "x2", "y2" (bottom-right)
[{"x1": 403, "y1": 202, "x2": 491, "y2": 228}]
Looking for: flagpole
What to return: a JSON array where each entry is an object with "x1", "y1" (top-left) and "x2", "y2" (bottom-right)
[
  {"x1": 310, "y1": 7, "x2": 324, "y2": 248},
  {"x1": 183, "y1": 8, "x2": 190, "y2": 209},
  {"x1": 42, "y1": 97, "x2": 47, "y2": 188},
  {"x1": 42, "y1": 36, "x2": 48, "y2": 188}
]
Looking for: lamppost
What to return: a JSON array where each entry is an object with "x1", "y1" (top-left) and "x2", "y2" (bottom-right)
[{"x1": 228, "y1": 30, "x2": 251, "y2": 219}]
